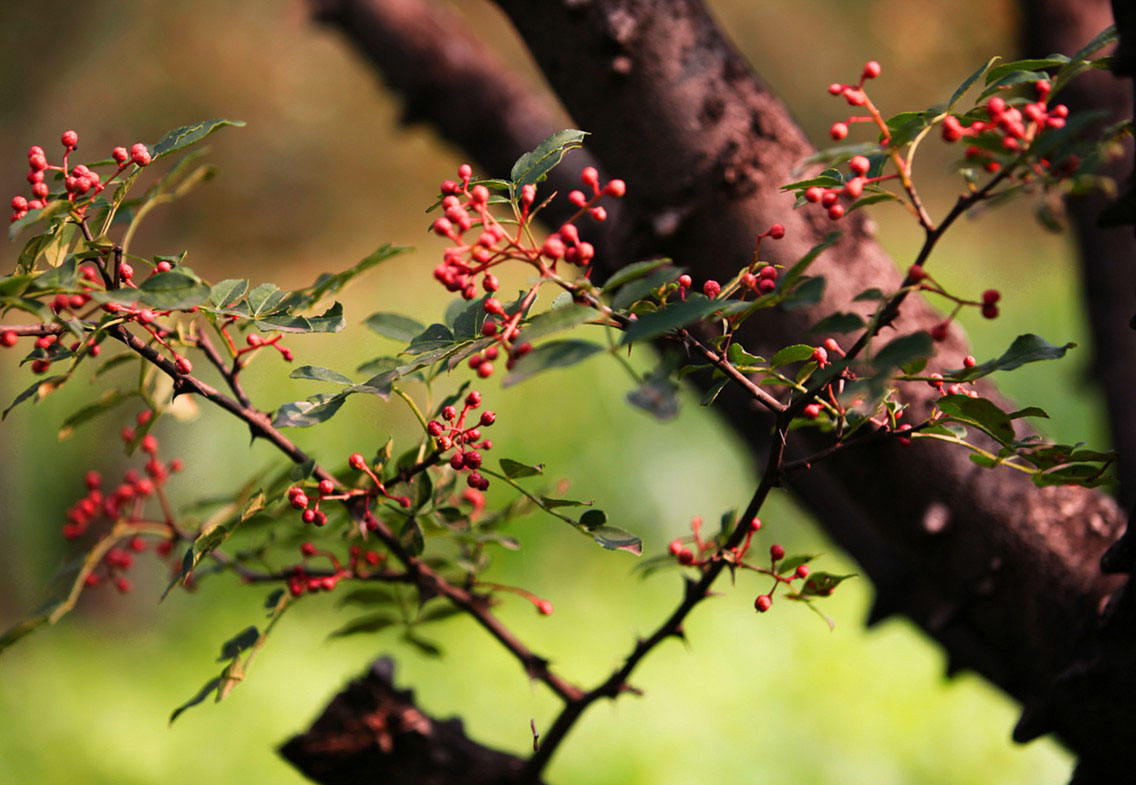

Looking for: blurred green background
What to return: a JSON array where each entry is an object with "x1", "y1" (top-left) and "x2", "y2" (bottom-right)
[{"x1": 0, "y1": 1, "x2": 1107, "y2": 783}]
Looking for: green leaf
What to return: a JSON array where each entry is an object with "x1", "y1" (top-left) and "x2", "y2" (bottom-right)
[
  {"x1": 610, "y1": 266, "x2": 681, "y2": 311},
  {"x1": 328, "y1": 612, "x2": 400, "y2": 638},
  {"x1": 257, "y1": 302, "x2": 346, "y2": 333},
  {"x1": 770, "y1": 344, "x2": 814, "y2": 369},
  {"x1": 797, "y1": 571, "x2": 855, "y2": 597},
  {"x1": 273, "y1": 392, "x2": 348, "y2": 428},
  {"x1": 3, "y1": 375, "x2": 67, "y2": 419},
  {"x1": 948, "y1": 56, "x2": 1000, "y2": 109},
  {"x1": 30, "y1": 257, "x2": 79, "y2": 291},
  {"x1": 365, "y1": 312, "x2": 426, "y2": 342},
  {"x1": 151, "y1": 119, "x2": 246, "y2": 161},
  {"x1": 58, "y1": 389, "x2": 130, "y2": 439},
  {"x1": 540, "y1": 496, "x2": 590, "y2": 509},
  {"x1": 936, "y1": 395, "x2": 1016, "y2": 445},
  {"x1": 846, "y1": 192, "x2": 903, "y2": 214},
  {"x1": 136, "y1": 270, "x2": 212, "y2": 310},
  {"x1": 405, "y1": 323, "x2": 456, "y2": 355},
  {"x1": 984, "y1": 57, "x2": 1069, "y2": 85},
  {"x1": 779, "y1": 276, "x2": 825, "y2": 311},
  {"x1": 169, "y1": 678, "x2": 223, "y2": 725},
  {"x1": 290, "y1": 365, "x2": 355, "y2": 385},
  {"x1": 590, "y1": 525, "x2": 643, "y2": 555},
  {"x1": 874, "y1": 332, "x2": 932, "y2": 373},
  {"x1": 246, "y1": 283, "x2": 288, "y2": 317},
  {"x1": 218, "y1": 626, "x2": 260, "y2": 660},
  {"x1": 519, "y1": 305, "x2": 595, "y2": 342},
  {"x1": 884, "y1": 111, "x2": 932, "y2": 148},
  {"x1": 500, "y1": 458, "x2": 543, "y2": 478},
  {"x1": 510, "y1": 129, "x2": 589, "y2": 188},
  {"x1": 799, "y1": 142, "x2": 880, "y2": 169},
  {"x1": 209, "y1": 278, "x2": 248, "y2": 308},
  {"x1": 949, "y1": 334, "x2": 1075, "y2": 382},
  {"x1": 777, "y1": 554, "x2": 816, "y2": 575},
  {"x1": 619, "y1": 295, "x2": 722, "y2": 345},
  {"x1": 601, "y1": 259, "x2": 674, "y2": 293},
  {"x1": 502, "y1": 340, "x2": 604, "y2": 386},
  {"x1": 809, "y1": 312, "x2": 865, "y2": 334}
]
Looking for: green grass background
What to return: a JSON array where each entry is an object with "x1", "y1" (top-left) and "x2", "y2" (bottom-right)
[{"x1": 0, "y1": 1, "x2": 1106, "y2": 783}]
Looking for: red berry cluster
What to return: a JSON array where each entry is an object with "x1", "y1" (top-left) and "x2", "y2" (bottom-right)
[
  {"x1": 753, "y1": 543, "x2": 814, "y2": 613},
  {"x1": 803, "y1": 154, "x2": 883, "y2": 221},
  {"x1": 826, "y1": 60, "x2": 884, "y2": 142},
  {"x1": 11, "y1": 130, "x2": 151, "y2": 222},
  {"x1": 427, "y1": 390, "x2": 496, "y2": 491},
  {"x1": 430, "y1": 164, "x2": 625, "y2": 377},
  {"x1": 941, "y1": 81, "x2": 1068, "y2": 174},
  {"x1": 286, "y1": 543, "x2": 385, "y2": 597}
]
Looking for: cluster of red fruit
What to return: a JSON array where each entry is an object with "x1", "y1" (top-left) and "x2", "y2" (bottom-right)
[
  {"x1": 430, "y1": 164, "x2": 624, "y2": 377},
  {"x1": 286, "y1": 543, "x2": 385, "y2": 597},
  {"x1": 63, "y1": 415, "x2": 182, "y2": 593},
  {"x1": 803, "y1": 154, "x2": 879, "y2": 221},
  {"x1": 826, "y1": 60, "x2": 884, "y2": 143},
  {"x1": 427, "y1": 390, "x2": 496, "y2": 491},
  {"x1": 941, "y1": 80, "x2": 1068, "y2": 173},
  {"x1": 10, "y1": 130, "x2": 151, "y2": 223}
]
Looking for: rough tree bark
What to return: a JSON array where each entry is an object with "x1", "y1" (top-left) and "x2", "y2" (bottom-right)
[{"x1": 290, "y1": 1, "x2": 1136, "y2": 781}]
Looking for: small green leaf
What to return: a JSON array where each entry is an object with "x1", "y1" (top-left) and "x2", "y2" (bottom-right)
[
  {"x1": 619, "y1": 296, "x2": 722, "y2": 345},
  {"x1": 328, "y1": 612, "x2": 399, "y2": 638},
  {"x1": 778, "y1": 232, "x2": 840, "y2": 291},
  {"x1": 169, "y1": 678, "x2": 223, "y2": 725},
  {"x1": 874, "y1": 332, "x2": 932, "y2": 373},
  {"x1": 218, "y1": 626, "x2": 260, "y2": 660},
  {"x1": 399, "y1": 517, "x2": 425, "y2": 556},
  {"x1": 601, "y1": 259, "x2": 674, "y2": 293},
  {"x1": 500, "y1": 458, "x2": 543, "y2": 478},
  {"x1": 510, "y1": 129, "x2": 589, "y2": 188},
  {"x1": 949, "y1": 334, "x2": 1075, "y2": 382},
  {"x1": 519, "y1": 305, "x2": 595, "y2": 342},
  {"x1": 770, "y1": 344, "x2": 814, "y2": 369},
  {"x1": 272, "y1": 392, "x2": 348, "y2": 428},
  {"x1": 627, "y1": 373, "x2": 680, "y2": 420},
  {"x1": 503, "y1": 340, "x2": 603, "y2": 386},
  {"x1": 936, "y1": 395, "x2": 1016, "y2": 445},
  {"x1": 289, "y1": 366, "x2": 355, "y2": 385},
  {"x1": 365, "y1": 312, "x2": 426, "y2": 342},
  {"x1": 984, "y1": 57, "x2": 1069, "y2": 85},
  {"x1": 809, "y1": 312, "x2": 865, "y2": 334},
  {"x1": 779, "y1": 276, "x2": 826, "y2": 311},
  {"x1": 209, "y1": 278, "x2": 248, "y2": 308},
  {"x1": 797, "y1": 571, "x2": 855, "y2": 597},
  {"x1": 151, "y1": 119, "x2": 246, "y2": 161},
  {"x1": 948, "y1": 56, "x2": 1000, "y2": 109},
  {"x1": 777, "y1": 554, "x2": 816, "y2": 575},
  {"x1": 405, "y1": 323, "x2": 456, "y2": 354}
]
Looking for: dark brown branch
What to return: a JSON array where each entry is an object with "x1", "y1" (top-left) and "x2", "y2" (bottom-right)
[{"x1": 281, "y1": 657, "x2": 542, "y2": 785}]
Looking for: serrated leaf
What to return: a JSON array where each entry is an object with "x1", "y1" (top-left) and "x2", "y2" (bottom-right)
[
  {"x1": 874, "y1": 332, "x2": 932, "y2": 373},
  {"x1": 365, "y1": 312, "x2": 426, "y2": 342},
  {"x1": 502, "y1": 340, "x2": 603, "y2": 386},
  {"x1": 272, "y1": 392, "x2": 348, "y2": 428},
  {"x1": 289, "y1": 365, "x2": 355, "y2": 385},
  {"x1": 209, "y1": 278, "x2": 248, "y2": 308},
  {"x1": 949, "y1": 334, "x2": 1075, "y2": 382},
  {"x1": 519, "y1": 304, "x2": 594, "y2": 342},
  {"x1": 510, "y1": 129, "x2": 588, "y2": 188},
  {"x1": 57, "y1": 389, "x2": 130, "y2": 439},
  {"x1": 779, "y1": 276, "x2": 826, "y2": 311},
  {"x1": 134, "y1": 270, "x2": 211, "y2": 310},
  {"x1": 601, "y1": 259, "x2": 674, "y2": 293},
  {"x1": 500, "y1": 458, "x2": 543, "y2": 478},
  {"x1": 777, "y1": 554, "x2": 816, "y2": 575},
  {"x1": 619, "y1": 295, "x2": 721, "y2": 345},
  {"x1": 936, "y1": 394, "x2": 1016, "y2": 445},
  {"x1": 405, "y1": 323, "x2": 456, "y2": 355},
  {"x1": 948, "y1": 56, "x2": 1000, "y2": 109},
  {"x1": 798, "y1": 571, "x2": 855, "y2": 597},
  {"x1": 770, "y1": 344, "x2": 814, "y2": 369},
  {"x1": 151, "y1": 119, "x2": 246, "y2": 161},
  {"x1": 610, "y1": 267, "x2": 681, "y2": 311},
  {"x1": 809, "y1": 312, "x2": 865, "y2": 334}
]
